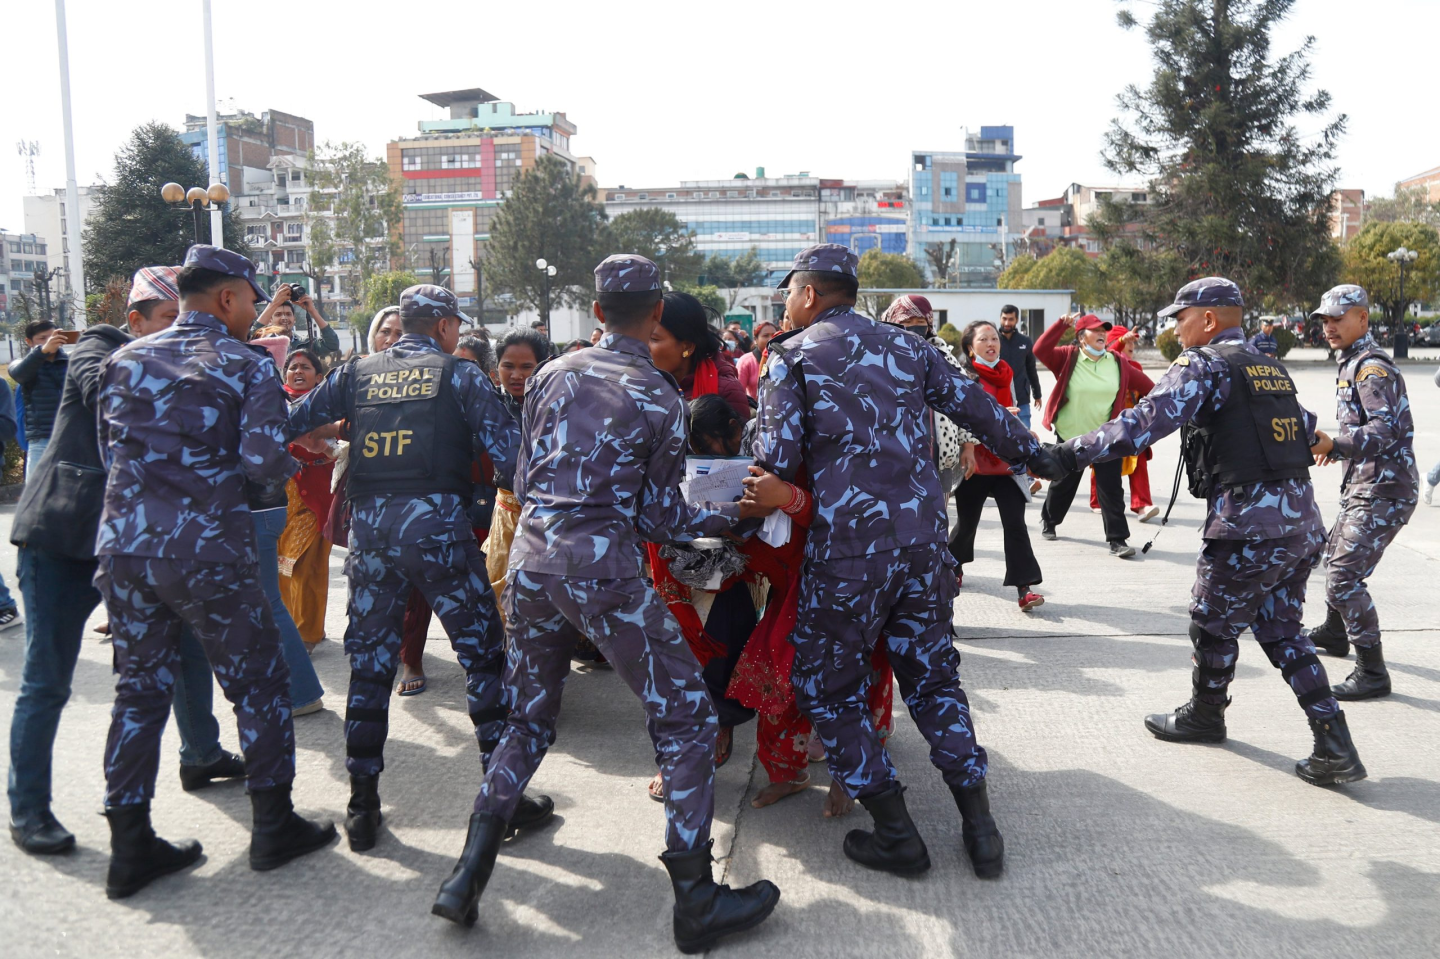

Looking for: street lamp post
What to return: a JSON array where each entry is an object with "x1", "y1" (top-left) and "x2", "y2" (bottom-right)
[
  {"x1": 161, "y1": 181, "x2": 230, "y2": 245},
  {"x1": 535, "y1": 257, "x2": 557, "y2": 328},
  {"x1": 1387, "y1": 246, "x2": 1418, "y2": 359}
]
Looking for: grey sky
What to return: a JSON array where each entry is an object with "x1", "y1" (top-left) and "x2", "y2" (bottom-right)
[{"x1": 2, "y1": 0, "x2": 1435, "y2": 233}]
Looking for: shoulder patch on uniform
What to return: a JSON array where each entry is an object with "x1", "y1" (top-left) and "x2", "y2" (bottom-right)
[
  {"x1": 1171, "y1": 355, "x2": 1191, "y2": 367},
  {"x1": 1357, "y1": 364, "x2": 1389, "y2": 381}
]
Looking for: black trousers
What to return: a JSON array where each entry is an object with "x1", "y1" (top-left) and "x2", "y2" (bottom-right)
[
  {"x1": 1040, "y1": 458, "x2": 1131, "y2": 544},
  {"x1": 949, "y1": 474, "x2": 1042, "y2": 588}
]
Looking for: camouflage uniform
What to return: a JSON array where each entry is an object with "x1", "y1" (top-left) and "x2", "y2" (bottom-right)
[
  {"x1": 95, "y1": 260, "x2": 298, "y2": 807},
  {"x1": 474, "y1": 256, "x2": 739, "y2": 853},
  {"x1": 1319, "y1": 292, "x2": 1419, "y2": 648},
  {"x1": 1059, "y1": 316, "x2": 1338, "y2": 723},
  {"x1": 753, "y1": 249, "x2": 1039, "y2": 801},
  {"x1": 287, "y1": 291, "x2": 518, "y2": 778}
]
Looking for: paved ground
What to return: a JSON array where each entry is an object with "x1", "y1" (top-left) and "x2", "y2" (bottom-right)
[{"x1": 2, "y1": 364, "x2": 1438, "y2": 958}]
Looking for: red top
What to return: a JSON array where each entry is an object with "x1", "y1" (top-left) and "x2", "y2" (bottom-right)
[
  {"x1": 969, "y1": 360, "x2": 1017, "y2": 476},
  {"x1": 679, "y1": 350, "x2": 750, "y2": 420},
  {"x1": 1033, "y1": 321, "x2": 1155, "y2": 433}
]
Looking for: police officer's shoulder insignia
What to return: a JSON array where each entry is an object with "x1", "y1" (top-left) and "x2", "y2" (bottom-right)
[
  {"x1": 1172, "y1": 354, "x2": 1191, "y2": 367},
  {"x1": 1357, "y1": 364, "x2": 1389, "y2": 381}
]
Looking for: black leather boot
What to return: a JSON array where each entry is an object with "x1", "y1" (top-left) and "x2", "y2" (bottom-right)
[
  {"x1": 248, "y1": 785, "x2": 337, "y2": 871},
  {"x1": 842, "y1": 783, "x2": 930, "y2": 875},
  {"x1": 344, "y1": 774, "x2": 382, "y2": 852},
  {"x1": 1295, "y1": 710, "x2": 1368, "y2": 785},
  {"x1": 178, "y1": 749, "x2": 246, "y2": 792},
  {"x1": 659, "y1": 839, "x2": 781, "y2": 954},
  {"x1": 432, "y1": 812, "x2": 507, "y2": 926},
  {"x1": 1144, "y1": 695, "x2": 1228, "y2": 743},
  {"x1": 104, "y1": 803, "x2": 202, "y2": 899},
  {"x1": 505, "y1": 792, "x2": 555, "y2": 837},
  {"x1": 10, "y1": 809, "x2": 76, "y2": 855},
  {"x1": 950, "y1": 780, "x2": 1004, "y2": 879},
  {"x1": 1332, "y1": 644, "x2": 1391, "y2": 701},
  {"x1": 1303, "y1": 606, "x2": 1350, "y2": 658}
]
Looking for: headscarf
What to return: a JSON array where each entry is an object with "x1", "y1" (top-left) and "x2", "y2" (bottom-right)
[
  {"x1": 880, "y1": 294, "x2": 935, "y2": 337},
  {"x1": 367, "y1": 306, "x2": 400, "y2": 354},
  {"x1": 127, "y1": 266, "x2": 180, "y2": 306}
]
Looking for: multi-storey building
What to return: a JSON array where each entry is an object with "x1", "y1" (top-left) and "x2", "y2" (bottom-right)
[
  {"x1": 602, "y1": 172, "x2": 907, "y2": 281},
  {"x1": 387, "y1": 88, "x2": 590, "y2": 310},
  {"x1": 908, "y1": 127, "x2": 1024, "y2": 288},
  {"x1": 0, "y1": 230, "x2": 52, "y2": 325},
  {"x1": 22, "y1": 186, "x2": 101, "y2": 304},
  {"x1": 1397, "y1": 164, "x2": 1440, "y2": 204},
  {"x1": 180, "y1": 108, "x2": 315, "y2": 198}
]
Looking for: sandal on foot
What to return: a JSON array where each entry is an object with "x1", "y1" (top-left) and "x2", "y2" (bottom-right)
[
  {"x1": 648, "y1": 771, "x2": 666, "y2": 803},
  {"x1": 714, "y1": 727, "x2": 733, "y2": 769},
  {"x1": 397, "y1": 676, "x2": 428, "y2": 697}
]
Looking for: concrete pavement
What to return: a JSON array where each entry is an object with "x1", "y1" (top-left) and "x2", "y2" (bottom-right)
[{"x1": 1, "y1": 364, "x2": 1438, "y2": 958}]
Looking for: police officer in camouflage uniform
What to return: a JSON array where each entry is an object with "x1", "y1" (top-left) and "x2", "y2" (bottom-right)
[
  {"x1": 1301, "y1": 285, "x2": 1418, "y2": 700},
  {"x1": 752, "y1": 244, "x2": 1049, "y2": 880},
  {"x1": 1047, "y1": 277, "x2": 1366, "y2": 785},
  {"x1": 286, "y1": 285, "x2": 549, "y2": 853},
  {"x1": 433, "y1": 256, "x2": 781, "y2": 953},
  {"x1": 94, "y1": 246, "x2": 336, "y2": 899}
]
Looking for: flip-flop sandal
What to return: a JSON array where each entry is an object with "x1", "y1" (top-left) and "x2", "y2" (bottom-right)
[
  {"x1": 648, "y1": 772, "x2": 666, "y2": 803},
  {"x1": 397, "y1": 676, "x2": 428, "y2": 697},
  {"x1": 714, "y1": 727, "x2": 733, "y2": 769}
]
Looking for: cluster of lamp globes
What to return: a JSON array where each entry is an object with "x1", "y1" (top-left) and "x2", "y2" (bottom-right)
[
  {"x1": 160, "y1": 181, "x2": 231, "y2": 207},
  {"x1": 1387, "y1": 247, "x2": 1419, "y2": 264}
]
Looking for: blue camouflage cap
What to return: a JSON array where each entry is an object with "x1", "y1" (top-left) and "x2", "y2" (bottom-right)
[
  {"x1": 594, "y1": 254, "x2": 661, "y2": 293},
  {"x1": 778, "y1": 243, "x2": 860, "y2": 290},
  {"x1": 1310, "y1": 284, "x2": 1369, "y2": 319},
  {"x1": 400, "y1": 284, "x2": 472, "y2": 323},
  {"x1": 1157, "y1": 276, "x2": 1245, "y2": 318},
  {"x1": 183, "y1": 244, "x2": 270, "y2": 302}
]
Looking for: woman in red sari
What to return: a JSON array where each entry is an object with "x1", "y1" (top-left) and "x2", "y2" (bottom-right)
[{"x1": 277, "y1": 348, "x2": 340, "y2": 651}]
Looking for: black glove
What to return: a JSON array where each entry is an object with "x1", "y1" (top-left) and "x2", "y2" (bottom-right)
[{"x1": 1027, "y1": 443, "x2": 1077, "y2": 481}]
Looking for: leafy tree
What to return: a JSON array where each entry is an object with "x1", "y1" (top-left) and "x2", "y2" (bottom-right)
[
  {"x1": 1341, "y1": 220, "x2": 1440, "y2": 324},
  {"x1": 1095, "y1": 243, "x2": 1187, "y2": 334},
  {"x1": 1366, "y1": 187, "x2": 1440, "y2": 230},
  {"x1": 301, "y1": 215, "x2": 338, "y2": 307},
  {"x1": 607, "y1": 209, "x2": 702, "y2": 286},
  {"x1": 856, "y1": 249, "x2": 925, "y2": 319},
  {"x1": 83, "y1": 123, "x2": 250, "y2": 296},
  {"x1": 485, "y1": 155, "x2": 608, "y2": 322},
  {"x1": 935, "y1": 321, "x2": 963, "y2": 350},
  {"x1": 358, "y1": 270, "x2": 419, "y2": 335},
  {"x1": 675, "y1": 283, "x2": 726, "y2": 317},
  {"x1": 308, "y1": 142, "x2": 402, "y2": 297},
  {"x1": 1000, "y1": 246, "x2": 1102, "y2": 308},
  {"x1": 996, "y1": 255, "x2": 1037, "y2": 289},
  {"x1": 924, "y1": 239, "x2": 958, "y2": 287},
  {"x1": 1107, "y1": 0, "x2": 1343, "y2": 313},
  {"x1": 701, "y1": 248, "x2": 768, "y2": 311}
]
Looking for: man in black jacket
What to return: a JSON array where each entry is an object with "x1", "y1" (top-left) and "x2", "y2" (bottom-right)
[
  {"x1": 7, "y1": 267, "x2": 243, "y2": 857},
  {"x1": 998, "y1": 305, "x2": 1043, "y2": 429},
  {"x1": 11, "y1": 320, "x2": 70, "y2": 473}
]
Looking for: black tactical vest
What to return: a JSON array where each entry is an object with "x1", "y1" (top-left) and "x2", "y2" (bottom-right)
[
  {"x1": 1181, "y1": 343, "x2": 1312, "y2": 498},
  {"x1": 344, "y1": 350, "x2": 473, "y2": 500}
]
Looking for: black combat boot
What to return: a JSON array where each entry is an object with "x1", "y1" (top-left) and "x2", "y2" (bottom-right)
[
  {"x1": 1144, "y1": 667, "x2": 1230, "y2": 745},
  {"x1": 1332, "y1": 644, "x2": 1391, "y2": 701},
  {"x1": 1295, "y1": 710, "x2": 1367, "y2": 785},
  {"x1": 344, "y1": 774, "x2": 382, "y2": 852},
  {"x1": 104, "y1": 803, "x2": 202, "y2": 899},
  {"x1": 659, "y1": 839, "x2": 781, "y2": 954},
  {"x1": 506, "y1": 792, "x2": 555, "y2": 837},
  {"x1": 950, "y1": 780, "x2": 1004, "y2": 879},
  {"x1": 842, "y1": 783, "x2": 930, "y2": 875},
  {"x1": 248, "y1": 785, "x2": 337, "y2": 871},
  {"x1": 432, "y1": 812, "x2": 507, "y2": 926},
  {"x1": 178, "y1": 750, "x2": 246, "y2": 792},
  {"x1": 1303, "y1": 606, "x2": 1350, "y2": 658}
]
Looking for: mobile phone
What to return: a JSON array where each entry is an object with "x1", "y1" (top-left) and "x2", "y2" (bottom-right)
[{"x1": 56, "y1": 330, "x2": 80, "y2": 344}]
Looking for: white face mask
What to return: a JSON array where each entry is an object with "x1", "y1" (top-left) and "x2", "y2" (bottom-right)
[
  {"x1": 1082, "y1": 342, "x2": 1107, "y2": 359},
  {"x1": 973, "y1": 353, "x2": 1001, "y2": 368}
]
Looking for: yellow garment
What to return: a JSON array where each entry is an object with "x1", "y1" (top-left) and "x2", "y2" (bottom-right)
[
  {"x1": 278, "y1": 479, "x2": 330, "y2": 645},
  {"x1": 487, "y1": 490, "x2": 521, "y2": 617}
]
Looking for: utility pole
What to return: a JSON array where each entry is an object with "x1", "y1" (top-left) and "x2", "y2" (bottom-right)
[{"x1": 54, "y1": 0, "x2": 86, "y2": 325}]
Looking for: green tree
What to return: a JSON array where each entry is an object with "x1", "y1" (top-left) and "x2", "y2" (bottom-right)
[
  {"x1": 83, "y1": 123, "x2": 250, "y2": 296},
  {"x1": 1095, "y1": 243, "x2": 1188, "y2": 334},
  {"x1": 1341, "y1": 221, "x2": 1440, "y2": 324},
  {"x1": 308, "y1": 142, "x2": 402, "y2": 297},
  {"x1": 996, "y1": 255, "x2": 1037, "y2": 289},
  {"x1": 358, "y1": 269, "x2": 419, "y2": 337},
  {"x1": 999, "y1": 246, "x2": 1102, "y2": 308},
  {"x1": 676, "y1": 284, "x2": 726, "y2": 317},
  {"x1": 302, "y1": 215, "x2": 338, "y2": 308},
  {"x1": 701, "y1": 248, "x2": 768, "y2": 311},
  {"x1": 607, "y1": 209, "x2": 702, "y2": 286},
  {"x1": 1107, "y1": 0, "x2": 1343, "y2": 313},
  {"x1": 1366, "y1": 187, "x2": 1440, "y2": 230},
  {"x1": 856, "y1": 249, "x2": 925, "y2": 318},
  {"x1": 486, "y1": 155, "x2": 607, "y2": 322}
]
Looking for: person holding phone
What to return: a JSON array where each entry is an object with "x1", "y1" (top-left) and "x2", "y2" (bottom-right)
[{"x1": 11, "y1": 321, "x2": 72, "y2": 472}]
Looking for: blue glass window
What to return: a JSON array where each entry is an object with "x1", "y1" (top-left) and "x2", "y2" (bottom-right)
[{"x1": 966, "y1": 183, "x2": 987, "y2": 203}]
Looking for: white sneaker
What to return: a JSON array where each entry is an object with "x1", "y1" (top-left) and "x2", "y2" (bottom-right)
[
  {"x1": 0, "y1": 607, "x2": 21, "y2": 631},
  {"x1": 1425, "y1": 480, "x2": 1435, "y2": 506},
  {"x1": 293, "y1": 699, "x2": 324, "y2": 716},
  {"x1": 1136, "y1": 505, "x2": 1160, "y2": 523}
]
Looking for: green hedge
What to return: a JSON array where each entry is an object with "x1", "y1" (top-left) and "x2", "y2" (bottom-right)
[
  {"x1": 1157, "y1": 329, "x2": 1182, "y2": 361},
  {"x1": 1273, "y1": 328, "x2": 1298, "y2": 358}
]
